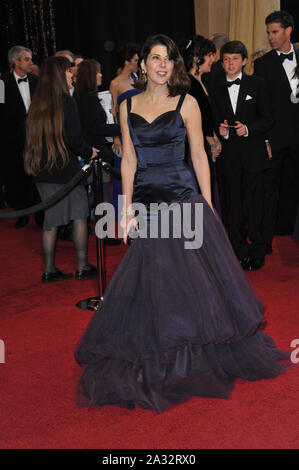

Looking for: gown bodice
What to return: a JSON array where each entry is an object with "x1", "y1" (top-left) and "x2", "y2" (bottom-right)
[{"x1": 127, "y1": 93, "x2": 198, "y2": 206}]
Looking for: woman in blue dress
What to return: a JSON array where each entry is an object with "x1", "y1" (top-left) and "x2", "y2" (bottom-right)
[
  {"x1": 109, "y1": 43, "x2": 141, "y2": 218},
  {"x1": 75, "y1": 35, "x2": 290, "y2": 413}
]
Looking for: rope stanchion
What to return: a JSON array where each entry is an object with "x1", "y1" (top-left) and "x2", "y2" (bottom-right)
[
  {"x1": 0, "y1": 160, "x2": 121, "y2": 219},
  {"x1": 1, "y1": 157, "x2": 121, "y2": 312},
  {"x1": 76, "y1": 157, "x2": 110, "y2": 311}
]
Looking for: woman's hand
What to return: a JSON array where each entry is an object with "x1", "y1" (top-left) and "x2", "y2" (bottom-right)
[
  {"x1": 207, "y1": 136, "x2": 221, "y2": 161},
  {"x1": 210, "y1": 143, "x2": 218, "y2": 161},
  {"x1": 120, "y1": 214, "x2": 138, "y2": 245},
  {"x1": 113, "y1": 136, "x2": 122, "y2": 157},
  {"x1": 109, "y1": 108, "x2": 117, "y2": 119}
]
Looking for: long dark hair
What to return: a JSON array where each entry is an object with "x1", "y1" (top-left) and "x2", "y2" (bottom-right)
[
  {"x1": 180, "y1": 35, "x2": 216, "y2": 74},
  {"x1": 73, "y1": 59, "x2": 101, "y2": 101},
  {"x1": 135, "y1": 34, "x2": 190, "y2": 97},
  {"x1": 117, "y1": 42, "x2": 140, "y2": 69},
  {"x1": 24, "y1": 56, "x2": 71, "y2": 176}
]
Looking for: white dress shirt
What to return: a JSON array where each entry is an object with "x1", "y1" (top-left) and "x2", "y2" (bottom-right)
[
  {"x1": 227, "y1": 72, "x2": 242, "y2": 114},
  {"x1": 276, "y1": 45, "x2": 298, "y2": 96},
  {"x1": 13, "y1": 71, "x2": 31, "y2": 113},
  {"x1": 225, "y1": 72, "x2": 248, "y2": 138}
]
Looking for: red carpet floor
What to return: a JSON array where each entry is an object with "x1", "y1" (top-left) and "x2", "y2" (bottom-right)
[{"x1": 0, "y1": 215, "x2": 298, "y2": 449}]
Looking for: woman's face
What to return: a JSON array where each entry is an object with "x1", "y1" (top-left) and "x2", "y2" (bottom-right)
[
  {"x1": 96, "y1": 68, "x2": 102, "y2": 86},
  {"x1": 143, "y1": 44, "x2": 174, "y2": 86},
  {"x1": 65, "y1": 68, "x2": 73, "y2": 89},
  {"x1": 198, "y1": 52, "x2": 215, "y2": 74}
]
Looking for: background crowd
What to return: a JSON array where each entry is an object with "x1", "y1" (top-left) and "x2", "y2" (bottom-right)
[{"x1": 0, "y1": 9, "x2": 298, "y2": 282}]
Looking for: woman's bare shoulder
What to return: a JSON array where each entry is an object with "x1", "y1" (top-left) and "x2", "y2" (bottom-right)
[
  {"x1": 183, "y1": 93, "x2": 199, "y2": 109},
  {"x1": 181, "y1": 93, "x2": 201, "y2": 117}
]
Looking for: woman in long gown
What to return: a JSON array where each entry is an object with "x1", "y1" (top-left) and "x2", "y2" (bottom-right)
[
  {"x1": 109, "y1": 43, "x2": 141, "y2": 217},
  {"x1": 75, "y1": 35, "x2": 290, "y2": 414},
  {"x1": 180, "y1": 35, "x2": 222, "y2": 216}
]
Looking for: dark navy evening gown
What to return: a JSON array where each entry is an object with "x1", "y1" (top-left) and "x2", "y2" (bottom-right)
[{"x1": 75, "y1": 94, "x2": 289, "y2": 413}]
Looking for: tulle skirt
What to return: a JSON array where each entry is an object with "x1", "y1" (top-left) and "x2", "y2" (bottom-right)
[{"x1": 75, "y1": 195, "x2": 290, "y2": 413}]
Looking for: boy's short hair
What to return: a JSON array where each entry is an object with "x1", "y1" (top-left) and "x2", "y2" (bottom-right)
[
  {"x1": 265, "y1": 10, "x2": 294, "y2": 30},
  {"x1": 220, "y1": 40, "x2": 248, "y2": 61}
]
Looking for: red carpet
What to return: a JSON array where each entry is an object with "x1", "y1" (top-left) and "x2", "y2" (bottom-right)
[{"x1": 0, "y1": 215, "x2": 298, "y2": 449}]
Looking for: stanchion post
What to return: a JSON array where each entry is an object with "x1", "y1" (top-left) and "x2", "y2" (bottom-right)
[
  {"x1": 94, "y1": 158, "x2": 106, "y2": 297},
  {"x1": 76, "y1": 157, "x2": 106, "y2": 311}
]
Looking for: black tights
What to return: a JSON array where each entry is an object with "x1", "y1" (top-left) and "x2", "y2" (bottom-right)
[{"x1": 42, "y1": 219, "x2": 89, "y2": 273}]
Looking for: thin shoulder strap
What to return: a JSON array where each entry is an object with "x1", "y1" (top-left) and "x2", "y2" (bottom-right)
[
  {"x1": 176, "y1": 93, "x2": 186, "y2": 112},
  {"x1": 126, "y1": 96, "x2": 132, "y2": 114}
]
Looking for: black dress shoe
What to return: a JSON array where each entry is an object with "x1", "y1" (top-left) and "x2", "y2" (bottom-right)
[
  {"x1": 103, "y1": 238, "x2": 121, "y2": 246},
  {"x1": 76, "y1": 264, "x2": 97, "y2": 280},
  {"x1": 15, "y1": 216, "x2": 29, "y2": 228},
  {"x1": 248, "y1": 257, "x2": 265, "y2": 271},
  {"x1": 238, "y1": 257, "x2": 251, "y2": 270},
  {"x1": 42, "y1": 268, "x2": 73, "y2": 284}
]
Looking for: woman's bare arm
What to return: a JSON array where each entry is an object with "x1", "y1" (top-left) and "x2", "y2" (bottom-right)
[{"x1": 181, "y1": 94, "x2": 213, "y2": 209}]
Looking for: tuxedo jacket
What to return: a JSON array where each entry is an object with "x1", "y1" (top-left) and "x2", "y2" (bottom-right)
[
  {"x1": 212, "y1": 73, "x2": 274, "y2": 173},
  {"x1": 254, "y1": 48, "x2": 299, "y2": 150},
  {"x1": 2, "y1": 72, "x2": 38, "y2": 149}
]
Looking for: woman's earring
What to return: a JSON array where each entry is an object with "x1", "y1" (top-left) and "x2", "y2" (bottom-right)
[{"x1": 141, "y1": 69, "x2": 147, "y2": 83}]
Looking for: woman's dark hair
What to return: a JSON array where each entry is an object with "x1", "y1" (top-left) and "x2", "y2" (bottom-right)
[
  {"x1": 24, "y1": 56, "x2": 71, "y2": 176},
  {"x1": 135, "y1": 34, "x2": 190, "y2": 97},
  {"x1": 265, "y1": 10, "x2": 294, "y2": 30},
  {"x1": 73, "y1": 59, "x2": 101, "y2": 101},
  {"x1": 180, "y1": 35, "x2": 216, "y2": 73},
  {"x1": 117, "y1": 42, "x2": 140, "y2": 68},
  {"x1": 220, "y1": 40, "x2": 248, "y2": 61}
]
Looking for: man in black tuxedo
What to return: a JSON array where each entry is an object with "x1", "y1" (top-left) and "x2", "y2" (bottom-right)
[
  {"x1": 1, "y1": 45, "x2": 41, "y2": 228},
  {"x1": 212, "y1": 41, "x2": 273, "y2": 270},
  {"x1": 254, "y1": 10, "x2": 299, "y2": 252}
]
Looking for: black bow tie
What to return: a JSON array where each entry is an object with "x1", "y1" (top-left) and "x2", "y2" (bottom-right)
[
  {"x1": 17, "y1": 77, "x2": 28, "y2": 84},
  {"x1": 226, "y1": 78, "x2": 241, "y2": 88},
  {"x1": 279, "y1": 52, "x2": 293, "y2": 63}
]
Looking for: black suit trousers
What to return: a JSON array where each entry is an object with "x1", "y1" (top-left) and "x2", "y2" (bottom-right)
[
  {"x1": 263, "y1": 146, "x2": 299, "y2": 244},
  {"x1": 223, "y1": 155, "x2": 265, "y2": 259},
  {"x1": 4, "y1": 146, "x2": 41, "y2": 210}
]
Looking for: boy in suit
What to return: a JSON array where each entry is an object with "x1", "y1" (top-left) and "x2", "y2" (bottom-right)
[{"x1": 212, "y1": 41, "x2": 273, "y2": 270}]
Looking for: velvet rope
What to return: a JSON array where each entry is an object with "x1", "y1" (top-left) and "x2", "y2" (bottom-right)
[{"x1": 0, "y1": 159, "x2": 121, "y2": 219}]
